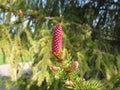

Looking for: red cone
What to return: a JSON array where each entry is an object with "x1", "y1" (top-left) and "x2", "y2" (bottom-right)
[{"x1": 52, "y1": 23, "x2": 62, "y2": 56}]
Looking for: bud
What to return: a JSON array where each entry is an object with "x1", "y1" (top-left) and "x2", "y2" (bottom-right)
[
  {"x1": 54, "y1": 75, "x2": 59, "y2": 80},
  {"x1": 82, "y1": 78, "x2": 86, "y2": 85},
  {"x1": 50, "y1": 65, "x2": 57, "y2": 71},
  {"x1": 18, "y1": 9, "x2": 24, "y2": 16},
  {"x1": 65, "y1": 80, "x2": 73, "y2": 86},
  {"x1": 71, "y1": 61, "x2": 79, "y2": 70},
  {"x1": 95, "y1": 88, "x2": 100, "y2": 90},
  {"x1": 52, "y1": 23, "x2": 62, "y2": 56}
]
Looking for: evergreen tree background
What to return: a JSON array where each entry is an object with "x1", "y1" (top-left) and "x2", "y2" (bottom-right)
[{"x1": 0, "y1": 0, "x2": 120, "y2": 90}]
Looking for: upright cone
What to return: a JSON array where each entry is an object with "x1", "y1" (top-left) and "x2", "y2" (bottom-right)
[{"x1": 52, "y1": 23, "x2": 62, "y2": 56}]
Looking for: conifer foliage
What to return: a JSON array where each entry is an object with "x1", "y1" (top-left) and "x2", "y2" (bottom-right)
[
  {"x1": 48, "y1": 23, "x2": 103, "y2": 90},
  {"x1": 0, "y1": 0, "x2": 120, "y2": 90}
]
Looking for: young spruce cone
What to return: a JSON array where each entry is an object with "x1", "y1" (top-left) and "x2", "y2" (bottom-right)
[{"x1": 52, "y1": 23, "x2": 62, "y2": 56}]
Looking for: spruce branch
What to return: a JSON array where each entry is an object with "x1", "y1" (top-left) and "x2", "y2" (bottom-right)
[
  {"x1": 51, "y1": 23, "x2": 103, "y2": 90},
  {"x1": 51, "y1": 23, "x2": 79, "y2": 89}
]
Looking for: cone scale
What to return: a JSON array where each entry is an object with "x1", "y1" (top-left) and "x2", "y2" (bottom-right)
[{"x1": 52, "y1": 23, "x2": 62, "y2": 56}]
